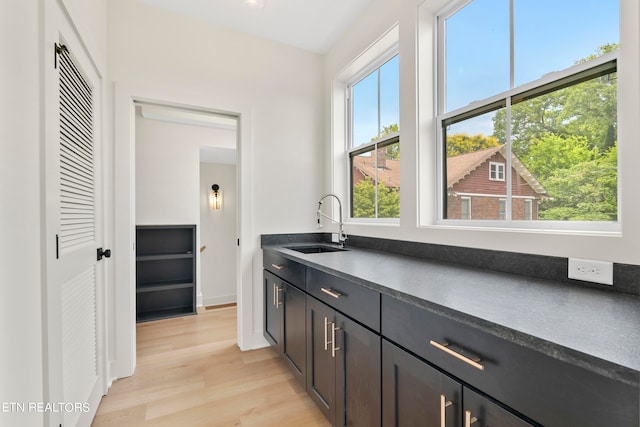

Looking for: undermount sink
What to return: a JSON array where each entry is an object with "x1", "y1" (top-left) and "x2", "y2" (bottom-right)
[{"x1": 286, "y1": 245, "x2": 348, "y2": 254}]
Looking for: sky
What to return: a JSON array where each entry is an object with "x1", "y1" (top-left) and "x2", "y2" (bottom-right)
[
  {"x1": 350, "y1": 1, "x2": 619, "y2": 147},
  {"x1": 445, "y1": 0, "x2": 619, "y2": 135},
  {"x1": 352, "y1": 55, "x2": 400, "y2": 148}
]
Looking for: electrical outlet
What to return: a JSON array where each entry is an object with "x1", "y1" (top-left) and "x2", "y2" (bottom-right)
[
  {"x1": 331, "y1": 233, "x2": 339, "y2": 243},
  {"x1": 568, "y1": 258, "x2": 613, "y2": 285}
]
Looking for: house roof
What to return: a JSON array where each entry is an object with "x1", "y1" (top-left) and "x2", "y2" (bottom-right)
[
  {"x1": 447, "y1": 145, "x2": 547, "y2": 194},
  {"x1": 352, "y1": 156, "x2": 400, "y2": 188}
]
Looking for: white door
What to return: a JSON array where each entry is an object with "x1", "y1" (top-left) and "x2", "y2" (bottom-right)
[{"x1": 44, "y1": 4, "x2": 106, "y2": 426}]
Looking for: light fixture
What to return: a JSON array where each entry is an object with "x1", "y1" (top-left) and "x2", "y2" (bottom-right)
[
  {"x1": 243, "y1": 0, "x2": 265, "y2": 9},
  {"x1": 210, "y1": 184, "x2": 222, "y2": 211}
]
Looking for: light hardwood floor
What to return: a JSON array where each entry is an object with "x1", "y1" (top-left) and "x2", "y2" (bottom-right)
[{"x1": 92, "y1": 306, "x2": 330, "y2": 427}]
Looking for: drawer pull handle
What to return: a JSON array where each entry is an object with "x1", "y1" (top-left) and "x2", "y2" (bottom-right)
[
  {"x1": 430, "y1": 340, "x2": 485, "y2": 371},
  {"x1": 331, "y1": 323, "x2": 341, "y2": 358},
  {"x1": 324, "y1": 317, "x2": 330, "y2": 351},
  {"x1": 271, "y1": 263, "x2": 285, "y2": 270},
  {"x1": 320, "y1": 287, "x2": 342, "y2": 299},
  {"x1": 440, "y1": 394, "x2": 452, "y2": 427},
  {"x1": 465, "y1": 410, "x2": 478, "y2": 427}
]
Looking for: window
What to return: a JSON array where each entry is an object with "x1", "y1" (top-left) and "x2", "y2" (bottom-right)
[
  {"x1": 524, "y1": 199, "x2": 533, "y2": 221},
  {"x1": 489, "y1": 162, "x2": 505, "y2": 181},
  {"x1": 349, "y1": 54, "x2": 400, "y2": 219},
  {"x1": 460, "y1": 197, "x2": 471, "y2": 220},
  {"x1": 439, "y1": 0, "x2": 619, "y2": 225}
]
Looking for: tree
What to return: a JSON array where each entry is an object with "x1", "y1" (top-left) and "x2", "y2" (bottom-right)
[
  {"x1": 352, "y1": 177, "x2": 400, "y2": 218},
  {"x1": 538, "y1": 146, "x2": 617, "y2": 221},
  {"x1": 446, "y1": 133, "x2": 500, "y2": 157},
  {"x1": 486, "y1": 44, "x2": 618, "y2": 220},
  {"x1": 372, "y1": 123, "x2": 400, "y2": 160}
]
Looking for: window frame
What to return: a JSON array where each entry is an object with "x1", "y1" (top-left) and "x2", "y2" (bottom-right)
[
  {"x1": 489, "y1": 162, "x2": 505, "y2": 182},
  {"x1": 435, "y1": 0, "x2": 620, "y2": 232},
  {"x1": 346, "y1": 50, "x2": 400, "y2": 222}
]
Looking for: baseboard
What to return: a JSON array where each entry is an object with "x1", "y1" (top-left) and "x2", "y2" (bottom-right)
[{"x1": 203, "y1": 294, "x2": 236, "y2": 307}]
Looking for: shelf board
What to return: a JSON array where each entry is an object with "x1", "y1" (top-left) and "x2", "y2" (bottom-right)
[
  {"x1": 136, "y1": 306, "x2": 196, "y2": 323},
  {"x1": 136, "y1": 253, "x2": 194, "y2": 261},
  {"x1": 136, "y1": 281, "x2": 194, "y2": 293}
]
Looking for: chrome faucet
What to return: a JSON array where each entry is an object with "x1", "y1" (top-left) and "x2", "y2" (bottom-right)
[{"x1": 316, "y1": 193, "x2": 348, "y2": 248}]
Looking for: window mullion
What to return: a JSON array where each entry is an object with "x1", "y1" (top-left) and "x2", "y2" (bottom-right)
[{"x1": 505, "y1": 96, "x2": 513, "y2": 221}]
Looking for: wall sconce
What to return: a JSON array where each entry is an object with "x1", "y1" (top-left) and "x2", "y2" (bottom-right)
[{"x1": 210, "y1": 184, "x2": 222, "y2": 211}]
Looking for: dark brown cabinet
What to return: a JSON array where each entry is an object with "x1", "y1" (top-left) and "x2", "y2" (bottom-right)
[
  {"x1": 306, "y1": 296, "x2": 381, "y2": 427},
  {"x1": 263, "y1": 247, "x2": 639, "y2": 427},
  {"x1": 263, "y1": 261, "x2": 307, "y2": 388},
  {"x1": 382, "y1": 339, "x2": 533, "y2": 427},
  {"x1": 306, "y1": 296, "x2": 336, "y2": 422},
  {"x1": 382, "y1": 339, "x2": 460, "y2": 427},
  {"x1": 136, "y1": 225, "x2": 196, "y2": 322}
]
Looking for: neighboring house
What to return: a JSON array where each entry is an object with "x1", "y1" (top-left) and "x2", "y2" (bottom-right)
[
  {"x1": 352, "y1": 147, "x2": 400, "y2": 189},
  {"x1": 447, "y1": 145, "x2": 547, "y2": 220}
]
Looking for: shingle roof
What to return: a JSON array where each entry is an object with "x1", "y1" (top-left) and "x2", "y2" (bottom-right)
[
  {"x1": 447, "y1": 145, "x2": 547, "y2": 194},
  {"x1": 352, "y1": 156, "x2": 400, "y2": 188}
]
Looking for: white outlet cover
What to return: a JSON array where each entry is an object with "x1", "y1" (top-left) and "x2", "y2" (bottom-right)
[
  {"x1": 568, "y1": 258, "x2": 613, "y2": 285},
  {"x1": 331, "y1": 233, "x2": 339, "y2": 243}
]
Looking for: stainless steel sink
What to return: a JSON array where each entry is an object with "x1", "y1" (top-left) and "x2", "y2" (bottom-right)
[{"x1": 286, "y1": 245, "x2": 348, "y2": 254}]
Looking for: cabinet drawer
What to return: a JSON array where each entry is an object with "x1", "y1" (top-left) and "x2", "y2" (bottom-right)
[
  {"x1": 263, "y1": 251, "x2": 305, "y2": 288},
  {"x1": 381, "y1": 295, "x2": 638, "y2": 427},
  {"x1": 307, "y1": 268, "x2": 380, "y2": 332}
]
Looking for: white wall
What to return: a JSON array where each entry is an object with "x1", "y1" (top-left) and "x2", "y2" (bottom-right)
[
  {"x1": 0, "y1": 2, "x2": 45, "y2": 426},
  {"x1": 324, "y1": 0, "x2": 640, "y2": 265},
  {"x1": 200, "y1": 163, "x2": 238, "y2": 307},
  {"x1": 135, "y1": 108, "x2": 236, "y2": 305},
  {"x1": 110, "y1": 0, "x2": 325, "y2": 347}
]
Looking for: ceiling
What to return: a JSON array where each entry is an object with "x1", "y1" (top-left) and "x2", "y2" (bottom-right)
[{"x1": 136, "y1": 0, "x2": 374, "y2": 53}]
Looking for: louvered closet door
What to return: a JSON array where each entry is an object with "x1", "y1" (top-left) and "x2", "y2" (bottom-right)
[
  {"x1": 57, "y1": 45, "x2": 100, "y2": 427},
  {"x1": 44, "y1": 9, "x2": 105, "y2": 424}
]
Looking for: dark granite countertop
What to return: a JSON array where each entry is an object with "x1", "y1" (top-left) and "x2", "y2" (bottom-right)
[{"x1": 262, "y1": 242, "x2": 640, "y2": 387}]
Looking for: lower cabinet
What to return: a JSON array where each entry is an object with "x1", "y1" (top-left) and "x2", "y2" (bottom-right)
[
  {"x1": 382, "y1": 339, "x2": 533, "y2": 427},
  {"x1": 306, "y1": 296, "x2": 381, "y2": 427},
  {"x1": 263, "y1": 270, "x2": 306, "y2": 387}
]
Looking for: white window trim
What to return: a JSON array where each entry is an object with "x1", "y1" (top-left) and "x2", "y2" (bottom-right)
[
  {"x1": 433, "y1": 0, "x2": 620, "y2": 233},
  {"x1": 345, "y1": 42, "x2": 400, "y2": 222},
  {"x1": 489, "y1": 162, "x2": 505, "y2": 181}
]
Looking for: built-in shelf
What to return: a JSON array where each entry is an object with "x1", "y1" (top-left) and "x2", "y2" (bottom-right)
[
  {"x1": 136, "y1": 253, "x2": 194, "y2": 262},
  {"x1": 136, "y1": 225, "x2": 196, "y2": 322}
]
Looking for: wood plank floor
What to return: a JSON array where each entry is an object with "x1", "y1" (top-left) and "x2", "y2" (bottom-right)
[{"x1": 92, "y1": 306, "x2": 330, "y2": 427}]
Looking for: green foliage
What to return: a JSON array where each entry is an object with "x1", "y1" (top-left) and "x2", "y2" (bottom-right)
[
  {"x1": 352, "y1": 177, "x2": 400, "y2": 218},
  {"x1": 538, "y1": 146, "x2": 617, "y2": 221},
  {"x1": 446, "y1": 133, "x2": 501, "y2": 157},
  {"x1": 486, "y1": 44, "x2": 619, "y2": 221}
]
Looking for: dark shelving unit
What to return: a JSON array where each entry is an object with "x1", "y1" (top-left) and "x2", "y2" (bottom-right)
[{"x1": 136, "y1": 225, "x2": 196, "y2": 322}]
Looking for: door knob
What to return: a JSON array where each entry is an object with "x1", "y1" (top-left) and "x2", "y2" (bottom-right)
[{"x1": 97, "y1": 248, "x2": 112, "y2": 261}]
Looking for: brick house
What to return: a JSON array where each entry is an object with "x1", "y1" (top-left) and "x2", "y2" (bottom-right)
[{"x1": 447, "y1": 145, "x2": 547, "y2": 220}]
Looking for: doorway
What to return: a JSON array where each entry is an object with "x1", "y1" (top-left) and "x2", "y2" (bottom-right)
[{"x1": 113, "y1": 85, "x2": 258, "y2": 380}]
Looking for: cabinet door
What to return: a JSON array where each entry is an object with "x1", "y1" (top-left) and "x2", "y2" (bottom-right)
[
  {"x1": 335, "y1": 313, "x2": 381, "y2": 427},
  {"x1": 382, "y1": 339, "x2": 460, "y2": 427},
  {"x1": 263, "y1": 270, "x2": 282, "y2": 351},
  {"x1": 306, "y1": 296, "x2": 336, "y2": 423},
  {"x1": 463, "y1": 387, "x2": 534, "y2": 427},
  {"x1": 283, "y1": 282, "x2": 306, "y2": 387}
]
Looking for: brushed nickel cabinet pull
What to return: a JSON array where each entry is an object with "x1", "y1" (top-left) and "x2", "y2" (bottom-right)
[
  {"x1": 430, "y1": 340, "x2": 485, "y2": 371},
  {"x1": 440, "y1": 394, "x2": 452, "y2": 427},
  {"x1": 271, "y1": 263, "x2": 285, "y2": 270},
  {"x1": 320, "y1": 287, "x2": 342, "y2": 299},
  {"x1": 331, "y1": 323, "x2": 341, "y2": 358},
  {"x1": 275, "y1": 285, "x2": 282, "y2": 308},
  {"x1": 272, "y1": 283, "x2": 277, "y2": 307},
  {"x1": 324, "y1": 317, "x2": 330, "y2": 351},
  {"x1": 465, "y1": 410, "x2": 478, "y2": 427}
]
